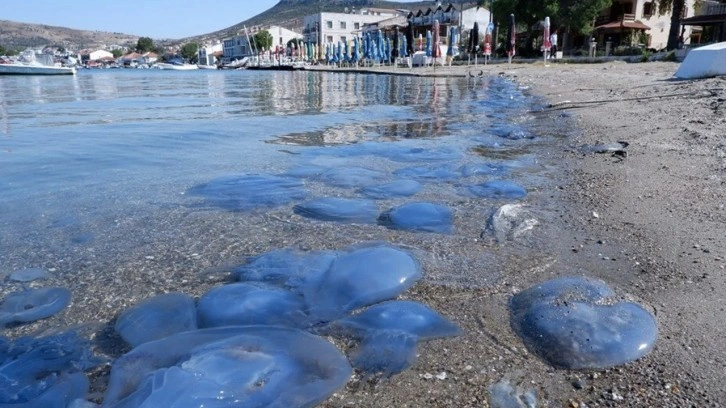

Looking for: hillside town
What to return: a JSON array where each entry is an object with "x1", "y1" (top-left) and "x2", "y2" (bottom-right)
[{"x1": 1, "y1": 0, "x2": 725, "y2": 69}]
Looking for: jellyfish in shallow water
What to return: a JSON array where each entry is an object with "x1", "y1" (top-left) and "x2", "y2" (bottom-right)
[
  {"x1": 0, "y1": 330, "x2": 98, "y2": 406},
  {"x1": 233, "y1": 248, "x2": 335, "y2": 291},
  {"x1": 304, "y1": 244, "x2": 422, "y2": 322},
  {"x1": 394, "y1": 164, "x2": 460, "y2": 181},
  {"x1": 469, "y1": 180, "x2": 527, "y2": 199},
  {"x1": 293, "y1": 197, "x2": 379, "y2": 224},
  {"x1": 115, "y1": 292, "x2": 197, "y2": 348},
  {"x1": 510, "y1": 276, "x2": 658, "y2": 370},
  {"x1": 188, "y1": 174, "x2": 307, "y2": 211},
  {"x1": 378, "y1": 202, "x2": 453, "y2": 234},
  {"x1": 103, "y1": 326, "x2": 352, "y2": 408},
  {"x1": 197, "y1": 283, "x2": 308, "y2": 329},
  {"x1": 0, "y1": 287, "x2": 71, "y2": 326},
  {"x1": 317, "y1": 166, "x2": 386, "y2": 188},
  {"x1": 359, "y1": 179, "x2": 422, "y2": 199},
  {"x1": 7, "y1": 267, "x2": 52, "y2": 282}
]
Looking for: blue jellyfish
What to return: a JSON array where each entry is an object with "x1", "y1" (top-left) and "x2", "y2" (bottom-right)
[{"x1": 115, "y1": 292, "x2": 197, "y2": 348}]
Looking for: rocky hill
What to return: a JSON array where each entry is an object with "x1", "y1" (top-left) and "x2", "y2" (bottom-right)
[
  {"x1": 182, "y1": 0, "x2": 432, "y2": 43},
  {"x1": 0, "y1": 1, "x2": 436, "y2": 50},
  {"x1": 0, "y1": 20, "x2": 138, "y2": 51}
]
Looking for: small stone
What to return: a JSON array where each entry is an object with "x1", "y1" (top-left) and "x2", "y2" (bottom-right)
[
  {"x1": 435, "y1": 372, "x2": 447, "y2": 380},
  {"x1": 422, "y1": 373, "x2": 434, "y2": 380}
]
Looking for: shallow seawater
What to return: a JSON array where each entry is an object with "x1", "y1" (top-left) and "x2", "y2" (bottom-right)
[{"x1": 0, "y1": 69, "x2": 565, "y2": 404}]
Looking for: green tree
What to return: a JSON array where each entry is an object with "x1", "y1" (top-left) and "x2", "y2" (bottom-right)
[
  {"x1": 111, "y1": 49, "x2": 123, "y2": 58},
  {"x1": 0, "y1": 45, "x2": 6, "y2": 55},
  {"x1": 253, "y1": 30, "x2": 273, "y2": 51},
  {"x1": 180, "y1": 42, "x2": 199, "y2": 61},
  {"x1": 136, "y1": 37, "x2": 154, "y2": 53}
]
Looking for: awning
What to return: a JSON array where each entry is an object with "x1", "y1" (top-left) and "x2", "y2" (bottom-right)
[
  {"x1": 595, "y1": 20, "x2": 651, "y2": 30},
  {"x1": 681, "y1": 14, "x2": 726, "y2": 26}
]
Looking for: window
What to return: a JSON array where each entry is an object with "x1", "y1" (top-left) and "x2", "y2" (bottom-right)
[
  {"x1": 340, "y1": 21, "x2": 347, "y2": 29},
  {"x1": 354, "y1": 22, "x2": 360, "y2": 30},
  {"x1": 341, "y1": 36, "x2": 347, "y2": 43},
  {"x1": 327, "y1": 36, "x2": 333, "y2": 43},
  {"x1": 642, "y1": 2, "x2": 653, "y2": 17},
  {"x1": 326, "y1": 21, "x2": 333, "y2": 29}
]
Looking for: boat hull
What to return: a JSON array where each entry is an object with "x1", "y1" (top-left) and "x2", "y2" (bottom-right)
[
  {"x1": 157, "y1": 63, "x2": 199, "y2": 71},
  {"x1": 0, "y1": 64, "x2": 76, "y2": 75}
]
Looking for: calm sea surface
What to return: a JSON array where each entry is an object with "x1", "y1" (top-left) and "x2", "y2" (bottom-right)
[{"x1": 0, "y1": 68, "x2": 562, "y2": 308}]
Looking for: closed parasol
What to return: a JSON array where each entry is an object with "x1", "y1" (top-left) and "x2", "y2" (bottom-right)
[{"x1": 507, "y1": 14, "x2": 516, "y2": 63}]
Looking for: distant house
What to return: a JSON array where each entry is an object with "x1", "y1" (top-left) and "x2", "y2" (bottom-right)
[
  {"x1": 406, "y1": 2, "x2": 490, "y2": 50},
  {"x1": 89, "y1": 50, "x2": 114, "y2": 61},
  {"x1": 198, "y1": 41, "x2": 223, "y2": 66},
  {"x1": 592, "y1": 0, "x2": 697, "y2": 50}
]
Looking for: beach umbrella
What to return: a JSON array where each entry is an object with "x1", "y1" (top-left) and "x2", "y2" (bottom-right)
[
  {"x1": 352, "y1": 36, "x2": 359, "y2": 63},
  {"x1": 425, "y1": 30, "x2": 432, "y2": 57},
  {"x1": 432, "y1": 20, "x2": 441, "y2": 59},
  {"x1": 343, "y1": 39, "x2": 350, "y2": 62},
  {"x1": 378, "y1": 30, "x2": 385, "y2": 63},
  {"x1": 484, "y1": 23, "x2": 493, "y2": 58},
  {"x1": 401, "y1": 34, "x2": 408, "y2": 58},
  {"x1": 507, "y1": 14, "x2": 516, "y2": 63},
  {"x1": 392, "y1": 27, "x2": 400, "y2": 60},
  {"x1": 543, "y1": 16, "x2": 551, "y2": 62},
  {"x1": 325, "y1": 43, "x2": 330, "y2": 63},
  {"x1": 335, "y1": 41, "x2": 342, "y2": 64},
  {"x1": 447, "y1": 26, "x2": 455, "y2": 57},
  {"x1": 406, "y1": 24, "x2": 415, "y2": 55}
]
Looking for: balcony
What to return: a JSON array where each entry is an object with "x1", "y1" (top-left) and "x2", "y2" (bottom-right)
[
  {"x1": 695, "y1": 1, "x2": 726, "y2": 16},
  {"x1": 595, "y1": 13, "x2": 636, "y2": 26}
]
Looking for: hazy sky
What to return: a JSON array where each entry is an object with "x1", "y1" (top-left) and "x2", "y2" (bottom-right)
[{"x1": 3, "y1": 0, "x2": 426, "y2": 39}]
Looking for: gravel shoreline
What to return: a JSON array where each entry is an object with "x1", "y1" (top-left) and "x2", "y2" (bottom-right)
[{"x1": 315, "y1": 61, "x2": 726, "y2": 407}]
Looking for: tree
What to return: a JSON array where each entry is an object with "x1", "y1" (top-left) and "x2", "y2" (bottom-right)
[
  {"x1": 112, "y1": 49, "x2": 123, "y2": 58},
  {"x1": 136, "y1": 37, "x2": 154, "y2": 53},
  {"x1": 253, "y1": 30, "x2": 273, "y2": 52},
  {"x1": 180, "y1": 42, "x2": 199, "y2": 61},
  {"x1": 655, "y1": 0, "x2": 685, "y2": 50}
]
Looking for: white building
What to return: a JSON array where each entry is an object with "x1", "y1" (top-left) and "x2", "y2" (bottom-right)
[
  {"x1": 222, "y1": 26, "x2": 301, "y2": 62},
  {"x1": 88, "y1": 50, "x2": 113, "y2": 61},
  {"x1": 303, "y1": 9, "x2": 402, "y2": 46},
  {"x1": 198, "y1": 41, "x2": 223, "y2": 66},
  {"x1": 407, "y1": 3, "x2": 491, "y2": 45}
]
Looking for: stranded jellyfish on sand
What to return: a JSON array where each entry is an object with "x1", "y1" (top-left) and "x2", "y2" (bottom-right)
[
  {"x1": 325, "y1": 301, "x2": 461, "y2": 376},
  {"x1": 510, "y1": 276, "x2": 658, "y2": 370},
  {"x1": 359, "y1": 179, "x2": 422, "y2": 199}
]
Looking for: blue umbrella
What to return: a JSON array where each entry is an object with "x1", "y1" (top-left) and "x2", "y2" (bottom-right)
[
  {"x1": 336, "y1": 41, "x2": 342, "y2": 63},
  {"x1": 401, "y1": 34, "x2": 408, "y2": 58},
  {"x1": 426, "y1": 30, "x2": 432, "y2": 57},
  {"x1": 447, "y1": 27, "x2": 455, "y2": 57},
  {"x1": 352, "y1": 36, "x2": 359, "y2": 63},
  {"x1": 344, "y1": 39, "x2": 349, "y2": 62},
  {"x1": 377, "y1": 30, "x2": 385, "y2": 63},
  {"x1": 325, "y1": 43, "x2": 331, "y2": 63}
]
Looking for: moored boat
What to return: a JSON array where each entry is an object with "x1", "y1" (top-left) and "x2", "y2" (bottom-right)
[
  {"x1": 0, "y1": 53, "x2": 75, "y2": 75},
  {"x1": 157, "y1": 60, "x2": 199, "y2": 71}
]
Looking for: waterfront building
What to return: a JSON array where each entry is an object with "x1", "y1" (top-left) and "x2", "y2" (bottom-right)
[{"x1": 303, "y1": 9, "x2": 402, "y2": 48}]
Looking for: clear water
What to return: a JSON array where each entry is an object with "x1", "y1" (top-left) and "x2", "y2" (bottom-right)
[{"x1": 0, "y1": 69, "x2": 555, "y2": 303}]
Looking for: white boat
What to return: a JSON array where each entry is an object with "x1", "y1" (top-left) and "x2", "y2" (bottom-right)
[
  {"x1": 157, "y1": 61, "x2": 199, "y2": 71},
  {"x1": 674, "y1": 41, "x2": 726, "y2": 79},
  {"x1": 0, "y1": 53, "x2": 75, "y2": 75},
  {"x1": 197, "y1": 64, "x2": 218, "y2": 70}
]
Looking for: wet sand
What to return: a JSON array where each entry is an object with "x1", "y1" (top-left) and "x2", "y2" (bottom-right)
[{"x1": 312, "y1": 61, "x2": 726, "y2": 407}]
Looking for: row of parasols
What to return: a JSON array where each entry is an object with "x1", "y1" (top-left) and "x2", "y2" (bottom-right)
[{"x1": 268, "y1": 19, "x2": 503, "y2": 65}]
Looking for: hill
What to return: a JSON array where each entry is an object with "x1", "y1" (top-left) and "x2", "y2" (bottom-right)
[
  {"x1": 0, "y1": 20, "x2": 138, "y2": 51},
  {"x1": 186, "y1": 0, "x2": 433, "y2": 43}
]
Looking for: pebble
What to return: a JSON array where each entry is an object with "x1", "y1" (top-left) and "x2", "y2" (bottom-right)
[{"x1": 436, "y1": 372, "x2": 447, "y2": 380}]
